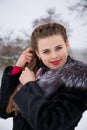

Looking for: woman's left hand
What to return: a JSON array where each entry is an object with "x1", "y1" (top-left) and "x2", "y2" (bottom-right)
[{"x1": 19, "y1": 67, "x2": 36, "y2": 85}]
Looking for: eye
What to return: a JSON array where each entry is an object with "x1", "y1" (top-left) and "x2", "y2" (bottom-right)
[
  {"x1": 55, "y1": 46, "x2": 62, "y2": 51},
  {"x1": 43, "y1": 50, "x2": 50, "y2": 54}
]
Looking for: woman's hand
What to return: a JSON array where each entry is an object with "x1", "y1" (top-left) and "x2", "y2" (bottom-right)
[
  {"x1": 19, "y1": 67, "x2": 36, "y2": 85},
  {"x1": 16, "y1": 47, "x2": 33, "y2": 69}
]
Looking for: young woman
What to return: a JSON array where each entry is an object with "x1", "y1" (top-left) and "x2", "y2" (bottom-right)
[{"x1": 0, "y1": 22, "x2": 87, "y2": 130}]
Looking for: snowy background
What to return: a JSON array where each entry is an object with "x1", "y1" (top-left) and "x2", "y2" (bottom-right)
[{"x1": 0, "y1": 0, "x2": 87, "y2": 129}]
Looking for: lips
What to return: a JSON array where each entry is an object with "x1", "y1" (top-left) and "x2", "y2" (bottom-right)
[{"x1": 50, "y1": 60, "x2": 61, "y2": 65}]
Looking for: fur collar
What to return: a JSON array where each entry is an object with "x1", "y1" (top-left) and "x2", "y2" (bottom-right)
[{"x1": 37, "y1": 56, "x2": 87, "y2": 97}]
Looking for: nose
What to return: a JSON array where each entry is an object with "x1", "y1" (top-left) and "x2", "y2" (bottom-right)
[{"x1": 50, "y1": 51, "x2": 58, "y2": 59}]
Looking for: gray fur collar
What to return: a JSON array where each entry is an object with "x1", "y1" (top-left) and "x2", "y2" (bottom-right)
[{"x1": 37, "y1": 56, "x2": 87, "y2": 97}]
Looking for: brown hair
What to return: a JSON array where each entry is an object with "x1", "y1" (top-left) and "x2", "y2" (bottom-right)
[{"x1": 29, "y1": 22, "x2": 68, "y2": 71}]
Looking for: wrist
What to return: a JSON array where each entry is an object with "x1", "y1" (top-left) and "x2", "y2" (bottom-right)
[{"x1": 11, "y1": 65, "x2": 22, "y2": 74}]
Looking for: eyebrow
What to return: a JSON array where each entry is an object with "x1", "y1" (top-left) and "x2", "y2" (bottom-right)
[
  {"x1": 55, "y1": 45, "x2": 62, "y2": 47},
  {"x1": 41, "y1": 49, "x2": 49, "y2": 52}
]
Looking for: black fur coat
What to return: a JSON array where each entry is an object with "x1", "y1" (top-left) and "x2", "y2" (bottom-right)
[{"x1": 0, "y1": 56, "x2": 87, "y2": 130}]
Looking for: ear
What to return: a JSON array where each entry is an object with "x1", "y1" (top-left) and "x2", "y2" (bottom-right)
[{"x1": 35, "y1": 50, "x2": 40, "y2": 58}]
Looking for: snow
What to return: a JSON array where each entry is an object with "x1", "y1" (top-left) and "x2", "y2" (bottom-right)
[{"x1": 0, "y1": 118, "x2": 13, "y2": 130}]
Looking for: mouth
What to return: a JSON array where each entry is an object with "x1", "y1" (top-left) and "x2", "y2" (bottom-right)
[{"x1": 50, "y1": 60, "x2": 61, "y2": 65}]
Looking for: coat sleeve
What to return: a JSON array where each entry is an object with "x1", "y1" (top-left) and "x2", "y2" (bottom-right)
[
  {"x1": 0, "y1": 66, "x2": 21, "y2": 119},
  {"x1": 13, "y1": 81, "x2": 87, "y2": 130}
]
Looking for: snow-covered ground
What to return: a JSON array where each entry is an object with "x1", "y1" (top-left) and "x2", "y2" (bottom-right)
[
  {"x1": 0, "y1": 68, "x2": 87, "y2": 130},
  {"x1": 0, "y1": 118, "x2": 13, "y2": 130}
]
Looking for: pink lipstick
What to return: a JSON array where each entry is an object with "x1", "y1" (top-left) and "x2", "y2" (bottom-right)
[{"x1": 50, "y1": 60, "x2": 61, "y2": 65}]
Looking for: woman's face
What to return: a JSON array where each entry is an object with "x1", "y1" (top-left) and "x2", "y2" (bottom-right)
[{"x1": 36, "y1": 34, "x2": 69, "y2": 70}]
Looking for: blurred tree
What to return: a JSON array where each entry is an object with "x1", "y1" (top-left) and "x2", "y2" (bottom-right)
[
  {"x1": 0, "y1": 38, "x2": 29, "y2": 67},
  {"x1": 67, "y1": 0, "x2": 87, "y2": 63},
  {"x1": 67, "y1": 0, "x2": 87, "y2": 22},
  {"x1": 0, "y1": 44, "x2": 21, "y2": 66},
  {"x1": 32, "y1": 8, "x2": 72, "y2": 37}
]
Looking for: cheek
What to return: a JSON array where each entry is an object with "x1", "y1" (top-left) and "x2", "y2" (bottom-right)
[
  {"x1": 62, "y1": 52, "x2": 68, "y2": 63},
  {"x1": 58, "y1": 51, "x2": 65, "y2": 57},
  {"x1": 62, "y1": 53, "x2": 68, "y2": 61},
  {"x1": 58, "y1": 51, "x2": 68, "y2": 63},
  {"x1": 41, "y1": 56, "x2": 49, "y2": 63},
  {"x1": 62, "y1": 52, "x2": 68, "y2": 57},
  {"x1": 59, "y1": 49, "x2": 68, "y2": 57}
]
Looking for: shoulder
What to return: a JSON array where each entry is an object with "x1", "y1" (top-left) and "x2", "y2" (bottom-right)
[{"x1": 59, "y1": 56, "x2": 87, "y2": 89}]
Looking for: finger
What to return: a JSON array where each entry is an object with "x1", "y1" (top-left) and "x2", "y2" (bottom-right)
[
  {"x1": 25, "y1": 55, "x2": 32, "y2": 62},
  {"x1": 25, "y1": 52, "x2": 33, "y2": 57},
  {"x1": 24, "y1": 47, "x2": 33, "y2": 53},
  {"x1": 25, "y1": 67, "x2": 30, "y2": 71}
]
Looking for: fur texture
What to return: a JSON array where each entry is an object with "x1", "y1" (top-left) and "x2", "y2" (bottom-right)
[{"x1": 37, "y1": 56, "x2": 87, "y2": 97}]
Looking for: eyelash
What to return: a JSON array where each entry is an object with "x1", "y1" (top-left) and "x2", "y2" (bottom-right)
[
  {"x1": 43, "y1": 47, "x2": 62, "y2": 54},
  {"x1": 56, "y1": 46, "x2": 62, "y2": 50},
  {"x1": 43, "y1": 50, "x2": 50, "y2": 54}
]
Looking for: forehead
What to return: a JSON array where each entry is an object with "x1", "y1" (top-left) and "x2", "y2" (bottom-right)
[{"x1": 37, "y1": 35, "x2": 65, "y2": 49}]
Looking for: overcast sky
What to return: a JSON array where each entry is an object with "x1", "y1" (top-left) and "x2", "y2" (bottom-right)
[{"x1": 0, "y1": 0, "x2": 87, "y2": 49}]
